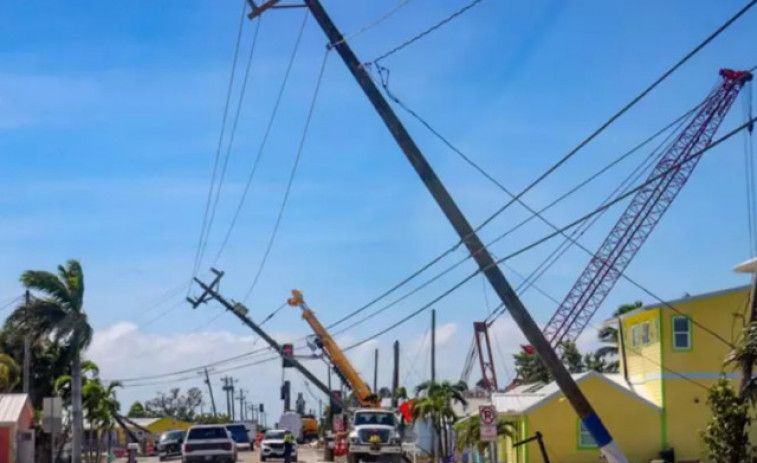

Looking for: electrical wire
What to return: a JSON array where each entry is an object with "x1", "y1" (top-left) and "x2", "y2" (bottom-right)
[
  {"x1": 0, "y1": 295, "x2": 22, "y2": 312},
  {"x1": 244, "y1": 48, "x2": 330, "y2": 301},
  {"x1": 337, "y1": 0, "x2": 755, "y2": 332},
  {"x1": 356, "y1": 0, "x2": 757, "y2": 315},
  {"x1": 208, "y1": 16, "x2": 265, "y2": 265},
  {"x1": 372, "y1": 0, "x2": 486, "y2": 64},
  {"x1": 340, "y1": 115, "x2": 757, "y2": 352},
  {"x1": 136, "y1": 280, "x2": 193, "y2": 318},
  {"x1": 191, "y1": 0, "x2": 249, "y2": 281},
  {"x1": 212, "y1": 10, "x2": 310, "y2": 268},
  {"x1": 115, "y1": 113, "x2": 754, "y2": 386},
  {"x1": 328, "y1": 105, "x2": 700, "y2": 338},
  {"x1": 330, "y1": 0, "x2": 416, "y2": 48}
]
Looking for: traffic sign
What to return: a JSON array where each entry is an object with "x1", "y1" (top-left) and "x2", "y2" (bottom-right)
[
  {"x1": 479, "y1": 405, "x2": 496, "y2": 425},
  {"x1": 479, "y1": 405, "x2": 497, "y2": 442}
]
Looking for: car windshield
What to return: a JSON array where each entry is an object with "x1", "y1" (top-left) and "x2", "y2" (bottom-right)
[
  {"x1": 161, "y1": 431, "x2": 185, "y2": 442},
  {"x1": 354, "y1": 413, "x2": 395, "y2": 426},
  {"x1": 265, "y1": 431, "x2": 286, "y2": 440},
  {"x1": 188, "y1": 427, "x2": 228, "y2": 440}
]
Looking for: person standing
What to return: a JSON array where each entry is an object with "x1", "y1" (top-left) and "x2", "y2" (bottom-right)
[{"x1": 283, "y1": 431, "x2": 295, "y2": 463}]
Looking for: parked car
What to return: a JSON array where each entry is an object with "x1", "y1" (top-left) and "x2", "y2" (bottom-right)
[
  {"x1": 225, "y1": 423, "x2": 251, "y2": 451},
  {"x1": 182, "y1": 425, "x2": 237, "y2": 463},
  {"x1": 260, "y1": 430, "x2": 298, "y2": 462},
  {"x1": 158, "y1": 430, "x2": 186, "y2": 461}
]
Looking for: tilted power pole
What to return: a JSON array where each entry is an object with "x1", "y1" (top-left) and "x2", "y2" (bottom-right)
[
  {"x1": 245, "y1": 1, "x2": 628, "y2": 461},
  {"x1": 188, "y1": 269, "x2": 347, "y2": 412}
]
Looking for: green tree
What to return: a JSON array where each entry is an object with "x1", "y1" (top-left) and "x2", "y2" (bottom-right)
[
  {"x1": 596, "y1": 301, "x2": 643, "y2": 372},
  {"x1": 144, "y1": 387, "x2": 203, "y2": 422},
  {"x1": 413, "y1": 381, "x2": 468, "y2": 461},
  {"x1": 454, "y1": 415, "x2": 514, "y2": 453},
  {"x1": 0, "y1": 353, "x2": 21, "y2": 392},
  {"x1": 378, "y1": 387, "x2": 392, "y2": 399},
  {"x1": 6, "y1": 260, "x2": 91, "y2": 463},
  {"x1": 701, "y1": 379, "x2": 757, "y2": 463},
  {"x1": 561, "y1": 341, "x2": 585, "y2": 374},
  {"x1": 127, "y1": 401, "x2": 151, "y2": 418}
]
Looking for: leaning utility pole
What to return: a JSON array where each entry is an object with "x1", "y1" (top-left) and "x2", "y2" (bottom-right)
[
  {"x1": 188, "y1": 269, "x2": 347, "y2": 412},
  {"x1": 245, "y1": 2, "x2": 627, "y2": 461},
  {"x1": 202, "y1": 368, "x2": 218, "y2": 417}
]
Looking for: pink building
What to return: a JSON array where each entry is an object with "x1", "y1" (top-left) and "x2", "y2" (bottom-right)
[{"x1": 0, "y1": 394, "x2": 34, "y2": 463}]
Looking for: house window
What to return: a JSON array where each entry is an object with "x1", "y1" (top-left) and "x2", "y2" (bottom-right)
[
  {"x1": 578, "y1": 421, "x2": 598, "y2": 449},
  {"x1": 630, "y1": 324, "x2": 639, "y2": 348},
  {"x1": 672, "y1": 316, "x2": 691, "y2": 350},
  {"x1": 641, "y1": 322, "x2": 651, "y2": 345}
]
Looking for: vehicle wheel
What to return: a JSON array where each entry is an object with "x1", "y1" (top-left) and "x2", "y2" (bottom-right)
[
  {"x1": 261, "y1": 457, "x2": 267, "y2": 462},
  {"x1": 347, "y1": 454, "x2": 358, "y2": 463},
  {"x1": 293, "y1": 455, "x2": 298, "y2": 463},
  {"x1": 159, "y1": 457, "x2": 166, "y2": 462}
]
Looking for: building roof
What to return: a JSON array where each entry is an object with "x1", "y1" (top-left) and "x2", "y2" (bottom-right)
[
  {"x1": 602, "y1": 284, "x2": 751, "y2": 325},
  {"x1": 0, "y1": 394, "x2": 31, "y2": 426},
  {"x1": 490, "y1": 371, "x2": 661, "y2": 415}
]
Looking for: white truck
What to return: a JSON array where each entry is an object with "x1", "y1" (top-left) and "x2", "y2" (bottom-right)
[
  {"x1": 346, "y1": 409, "x2": 402, "y2": 463},
  {"x1": 278, "y1": 412, "x2": 304, "y2": 443}
]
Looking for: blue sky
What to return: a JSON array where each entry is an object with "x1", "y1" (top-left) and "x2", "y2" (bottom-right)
[{"x1": 1, "y1": 0, "x2": 756, "y2": 416}]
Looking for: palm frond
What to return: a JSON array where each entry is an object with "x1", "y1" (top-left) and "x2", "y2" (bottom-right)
[
  {"x1": 60, "y1": 260, "x2": 84, "y2": 311},
  {"x1": 20, "y1": 271, "x2": 71, "y2": 305}
]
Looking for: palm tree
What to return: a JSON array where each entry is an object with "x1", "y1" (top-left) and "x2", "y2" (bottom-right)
[
  {"x1": 453, "y1": 415, "x2": 514, "y2": 453},
  {"x1": 596, "y1": 301, "x2": 642, "y2": 372},
  {"x1": 0, "y1": 353, "x2": 21, "y2": 392},
  {"x1": 7, "y1": 260, "x2": 92, "y2": 463},
  {"x1": 413, "y1": 381, "x2": 468, "y2": 462}
]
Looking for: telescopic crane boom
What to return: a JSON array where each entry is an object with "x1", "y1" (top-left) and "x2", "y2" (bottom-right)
[{"x1": 287, "y1": 290, "x2": 381, "y2": 408}]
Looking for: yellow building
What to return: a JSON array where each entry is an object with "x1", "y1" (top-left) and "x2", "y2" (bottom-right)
[
  {"x1": 113, "y1": 417, "x2": 194, "y2": 447},
  {"x1": 492, "y1": 284, "x2": 751, "y2": 463}
]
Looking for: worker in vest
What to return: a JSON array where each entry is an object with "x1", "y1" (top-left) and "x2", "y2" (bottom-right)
[{"x1": 283, "y1": 431, "x2": 295, "y2": 463}]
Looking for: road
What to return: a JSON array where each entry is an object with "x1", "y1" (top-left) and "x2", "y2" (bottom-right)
[{"x1": 127, "y1": 445, "x2": 324, "y2": 463}]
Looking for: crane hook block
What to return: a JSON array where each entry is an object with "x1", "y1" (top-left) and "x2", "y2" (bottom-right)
[{"x1": 288, "y1": 289, "x2": 304, "y2": 307}]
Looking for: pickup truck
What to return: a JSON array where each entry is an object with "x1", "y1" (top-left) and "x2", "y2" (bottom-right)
[{"x1": 182, "y1": 425, "x2": 237, "y2": 463}]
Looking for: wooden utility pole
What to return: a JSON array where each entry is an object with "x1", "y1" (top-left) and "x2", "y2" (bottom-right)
[
  {"x1": 189, "y1": 270, "x2": 346, "y2": 412},
  {"x1": 392, "y1": 341, "x2": 399, "y2": 408},
  {"x1": 373, "y1": 348, "x2": 379, "y2": 394},
  {"x1": 203, "y1": 368, "x2": 218, "y2": 417},
  {"x1": 244, "y1": 1, "x2": 628, "y2": 461},
  {"x1": 238, "y1": 390, "x2": 246, "y2": 421},
  {"x1": 23, "y1": 290, "x2": 31, "y2": 395},
  {"x1": 431, "y1": 309, "x2": 436, "y2": 383}
]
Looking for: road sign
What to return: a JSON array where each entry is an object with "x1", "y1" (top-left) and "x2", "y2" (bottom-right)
[
  {"x1": 42, "y1": 397, "x2": 62, "y2": 433},
  {"x1": 479, "y1": 405, "x2": 497, "y2": 442},
  {"x1": 479, "y1": 405, "x2": 496, "y2": 425}
]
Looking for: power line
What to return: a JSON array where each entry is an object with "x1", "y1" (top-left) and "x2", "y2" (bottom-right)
[
  {"x1": 211, "y1": 10, "x2": 310, "y2": 265},
  {"x1": 207, "y1": 16, "x2": 265, "y2": 265},
  {"x1": 0, "y1": 295, "x2": 22, "y2": 312},
  {"x1": 244, "y1": 49, "x2": 330, "y2": 301},
  {"x1": 327, "y1": 104, "x2": 699, "y2": 336},
  {"x1": 330, "y1": 0, "x2": 416, "y2": 48},
  {"x1": 341, "y1": 115, "x2": 757, "y2": 352},
  {"x1": 191, "y1": 0, "x2": 250, "y2": 281},
  {"x1": 115, "y1": 114, "x2": 751, "y2": 384},
  {"x1": 334, "y1": 2, "x2": 755, "y2": 335},
  {"x1": 371, "y1": 0, "x2": 486, "y2": 63}
]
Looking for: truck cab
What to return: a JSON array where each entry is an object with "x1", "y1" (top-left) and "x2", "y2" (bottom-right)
[{"x1": 347, "y1": 409, "x2": 402, "y2": 463}]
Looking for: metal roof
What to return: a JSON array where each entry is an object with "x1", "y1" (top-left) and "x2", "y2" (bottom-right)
[
  {"x1": 602, "y1": 284, "x2": 751, "y2": 325},
  {"x1": 0, "y1": 394, "x2": 30, "y2": 426},
  {"x1": 490, "y1": 371, "x2": 661, "y2": 415}
]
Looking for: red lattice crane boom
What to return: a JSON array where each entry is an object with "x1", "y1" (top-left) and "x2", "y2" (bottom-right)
[{"x1": 542, "y1": 69, "x2": 753, "y2": 350}]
